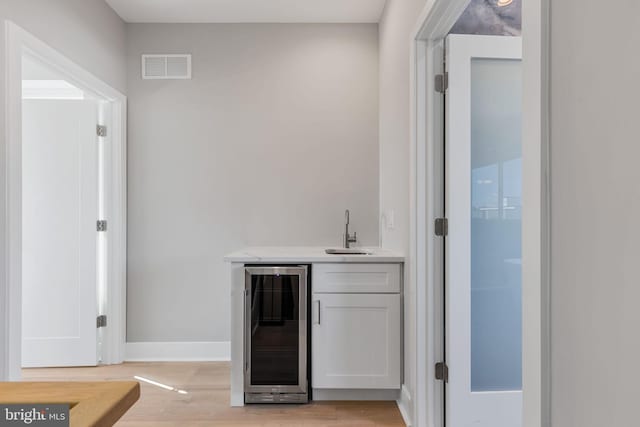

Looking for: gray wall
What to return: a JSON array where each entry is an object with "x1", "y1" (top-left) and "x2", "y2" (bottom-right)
[
  {"x1": 126, "y1": 24, "x2": 379, "y2": 343},
  {"x1": 550, "y1": 2, "x2": 640, "y2": 425},
  {"x1": 379, "y1": 0, "x2": 427, "y2": 420},
  {"x1": 0, "y1": 0, "x2": 126, "y2": 380}
]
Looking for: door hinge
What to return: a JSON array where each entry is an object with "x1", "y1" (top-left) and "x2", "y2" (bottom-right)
[
  {"x1": 97, "y1": 315, "x2": 107, "y2": 328},
  {"x1": 435, "y1": 362, "x2": 449, "y2": 383},
  {"x1": 97, "y1": 125, "x2": 107, "y2": 137},
  {"x1": 97, "y1": 220, "x2": 107, "y2": 232},
  {"x1": 435, "y1": 218, "x2": 448, "y2": 237},
  {"x1": 435, "y1": 72, "x2": 448, "y2": 93}
]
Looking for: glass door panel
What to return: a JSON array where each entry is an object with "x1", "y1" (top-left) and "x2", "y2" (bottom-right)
[
  {"x1": 250, "y1": 273, "x2": 300, "y2": 386},
  {"x1": 470, "y1": 58, "x2": 522, "y2": 393}
]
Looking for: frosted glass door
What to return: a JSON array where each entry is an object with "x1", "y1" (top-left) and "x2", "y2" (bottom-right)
[{"x1": 445, "y1": 34, "x2": 522, "y2": 427}]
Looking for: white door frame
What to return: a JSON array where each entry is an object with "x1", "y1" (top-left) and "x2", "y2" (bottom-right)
[
  {"x1": 409, "y1": 1, "x2": 550, "y2": 427},
  {"x1": 3, "y1": 21, "x2": 127, "y2": 379}
]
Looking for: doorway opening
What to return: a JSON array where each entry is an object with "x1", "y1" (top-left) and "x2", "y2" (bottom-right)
[
  {"x1": 21, "y1": 52, "x2": 107, "y2": 368},
  {"x1": 411, "y1": 0, "x2": 548, "y2": 426},
  {"x1": 4, "y1": 21, "x2": 127, "y2": 379},
  {"x1": 446, "y1": 4, "x2": 524, "y2": 426}
]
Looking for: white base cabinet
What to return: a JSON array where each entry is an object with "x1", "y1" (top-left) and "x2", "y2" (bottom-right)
[{"x1": 311, "y1": 263, "x2": 402, "y2": 390}]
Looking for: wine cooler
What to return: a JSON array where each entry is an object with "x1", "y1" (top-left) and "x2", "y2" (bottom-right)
[{"x1": 244, "y1": 266, "x2": 309, "y2": 403}]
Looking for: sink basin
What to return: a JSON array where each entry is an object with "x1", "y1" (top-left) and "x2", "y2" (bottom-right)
[{"x1": 325, "y1": 248, "x2": 372, "y2": 255}]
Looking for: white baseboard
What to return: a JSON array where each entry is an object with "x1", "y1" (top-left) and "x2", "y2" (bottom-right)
[
  {"x1": 397, "y1": 384, "x2": 414, "y2": 427},
  {"x1": 125, "y1": 341, "x2": 230, "y2": 362},
  {"x1": 312, "y1": 389, "x2": 400, "y2": 401}
]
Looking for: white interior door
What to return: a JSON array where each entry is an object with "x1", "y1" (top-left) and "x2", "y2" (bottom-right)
[
  {"x1": 22, "y1": 99, "x2": 99, "y2": 368},
  {"x1": 445, "y1": 34, "x2": 523, "y2": 427}
]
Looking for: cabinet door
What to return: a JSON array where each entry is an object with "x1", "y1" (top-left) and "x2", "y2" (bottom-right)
[{"x1": 312, "y1": 293, "x2": 401, "y2": 389}]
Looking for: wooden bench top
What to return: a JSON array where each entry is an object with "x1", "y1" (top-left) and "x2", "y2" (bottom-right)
[{"x1": 0, "y1": 381, "x2": 140, "y2": 427}]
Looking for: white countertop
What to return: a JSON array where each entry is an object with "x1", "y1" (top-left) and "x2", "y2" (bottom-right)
[{"x1": 224, "y1": 246, "x2": 404, "y2": 263}]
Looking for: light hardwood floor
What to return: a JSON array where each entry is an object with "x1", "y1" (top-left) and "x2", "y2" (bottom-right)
[{"x1": 22, "y1": 362, "x2": 406, "y2": 426}]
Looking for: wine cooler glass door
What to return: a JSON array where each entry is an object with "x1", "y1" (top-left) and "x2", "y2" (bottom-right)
[{"x1": 245, "y1": 266, "x2": 307, "y2": 394}]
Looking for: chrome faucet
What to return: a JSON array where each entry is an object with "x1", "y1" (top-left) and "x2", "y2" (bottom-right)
[{"x1": 343, "y1": 209, "x2": 357, "y2": 248}]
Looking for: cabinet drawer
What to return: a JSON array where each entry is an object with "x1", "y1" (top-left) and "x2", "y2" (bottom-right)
[{"x1": 313, "y1": 263, "x2": 401, "y2": 293}]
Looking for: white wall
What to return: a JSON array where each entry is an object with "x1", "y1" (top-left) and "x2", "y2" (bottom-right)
[
  {"x1": 549, "y1": 2, "x2": 640, "y2": 425},
  {"x1": 0, "y1": 0, "x2": 126, "y2": 380},
  {"x1": 125, "y1": 24, "x2": 379, "y2": 344},
  {"x1": 378, "y1": 0, "x2": 427, "y2": 422}
]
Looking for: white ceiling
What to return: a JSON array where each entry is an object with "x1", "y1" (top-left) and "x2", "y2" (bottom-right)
[{"x1": 105, "y1": 0, "x2": 388, "y2": 24}]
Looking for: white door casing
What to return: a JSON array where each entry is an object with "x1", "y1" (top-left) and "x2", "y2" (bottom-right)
[
  {"x1": 21, "y1": 99, "x2": 99, "y2": 368},
  {"x1": 446, "y1": 34, "x2": 523, "y2": 427},
  {"x1": 3, "y1": 21, "x2": 127, "y2": 380}
]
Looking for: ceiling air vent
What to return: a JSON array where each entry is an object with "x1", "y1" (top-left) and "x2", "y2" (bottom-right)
[{"x1": 141, "y1": 54, "x2": 192, "y2": 80}]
